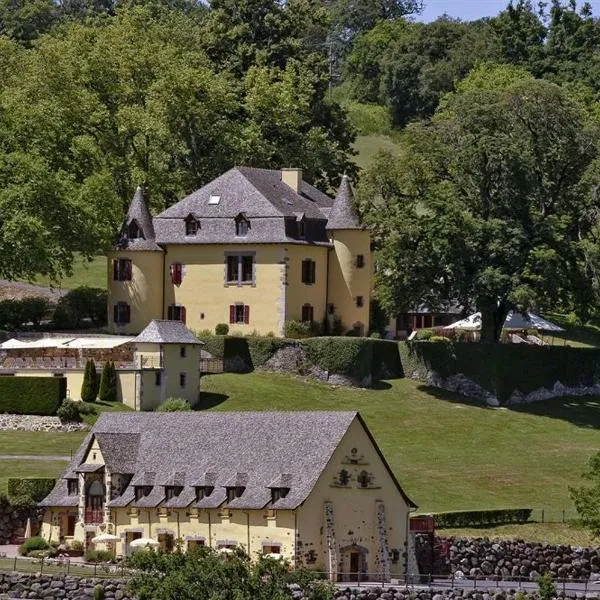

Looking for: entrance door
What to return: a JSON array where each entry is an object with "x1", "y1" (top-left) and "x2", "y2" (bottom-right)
[
  {"x1": 350, "y1": 552, "x2": 360, "y2": 581},
  {"x1": 125, "y1": 531, "x2": 142, "y2": 556}
]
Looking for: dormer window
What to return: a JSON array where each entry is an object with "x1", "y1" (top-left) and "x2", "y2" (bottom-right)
[
  {"x1": 67, "y1": 479, "x2": 79, "y2": 496},
  {"x1": 271, "y1": 487, "x2": 290, "y2": 503},
  {"x1": 165, "y1": 486, "x2": 183, "y2": 500},
  {"x1": 195, "y1": 486, "x2": 214, "y2": 501},
  {"x1": 185, "y1": 215, "x2": 199, "y2": 236},
  {"x1": 209, "y1": 194, "x2": 221, "y2": 205},
  {"x1": 134, "y1": 486, "x2": 152, "y2": 500},
  {"x1": 127, "y1": 220, "x2": 142, "y2": 239},
  {"x1": 226, "y1": 486, "x2": 245, "y2": 502},
  {"x1": 235, "y1": 214, "x2": 250, "y2": 237}
]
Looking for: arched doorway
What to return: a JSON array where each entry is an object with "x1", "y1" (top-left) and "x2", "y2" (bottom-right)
[
  {"x1": 85, "y1": 480, "x2": 104, "y2": 524},
  {"x1": 339, "y1": 544, "x2": 369, "y2": 582}
]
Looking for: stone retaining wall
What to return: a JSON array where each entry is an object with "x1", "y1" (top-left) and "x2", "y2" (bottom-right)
[{"x1": 0, "y1": 414, "x2": 85, "y2": 432}]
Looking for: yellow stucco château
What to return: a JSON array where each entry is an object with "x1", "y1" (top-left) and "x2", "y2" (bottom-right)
[
  {"x1": 107, "y1": 167, "x2": 372, "y2": 337},
  {"x1": 39, "y1": 411, "x2": 415, "y2": 581}
]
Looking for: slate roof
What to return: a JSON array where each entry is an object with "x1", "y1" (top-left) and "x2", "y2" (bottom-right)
[
  {"x1": 40, "y1": 411, "x2": 416, "y2": 511},
  {"x1": 116, "y1": 187, "x2": 162, "y2": 252},
  {"x1": 327, "y1": 175, "x2": 363, "y2": 231},
  {"x1": 134, "y1": 320, "x2": 204, "y2": 345}
]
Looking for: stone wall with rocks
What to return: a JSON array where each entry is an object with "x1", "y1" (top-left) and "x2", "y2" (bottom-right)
[
  {"x1": 0, "y1": 414, "x2": 85, "y2": 432},
  {"x1": 434, "y1": 537, "x2": 600, "y2": 581}
]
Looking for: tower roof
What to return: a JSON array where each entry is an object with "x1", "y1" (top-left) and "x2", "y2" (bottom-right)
[
  {"x1": 326, "y1": 175, "x2": 362, "y2": 230},
  {"x1": 116, "y1": 187, "x2": 161, "y2": 251}
]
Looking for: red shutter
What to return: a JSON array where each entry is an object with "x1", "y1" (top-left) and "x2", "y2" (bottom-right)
[
  {"x1": 126, "y1": 260, "x2": 132, "y2": 281},
  {"x1": 113, "y1": 260, "x2": 119, "y2": 281},
  {"x1": 181, "y1": 306, "x2": 186, "y2": 324},
  {"x1": 113, "y1": 304, "x2": 118, "y2": 323},
  {"x1": 243, "y1": 305, "x2": 250, "y2": 324},
  {"x1": 229, "y1": 305, "x2": 235, "y2": 324}
]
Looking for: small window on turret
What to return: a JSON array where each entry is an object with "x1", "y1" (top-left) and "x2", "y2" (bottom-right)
[
  {"x1": 356, "y1": 296, "x2": 364, "y2": 308},
  {"x1": 356, "y1": 255, "x2": 365, "y2": 268},
  {"x1": 127, "y1": 221, "x2": 142, "y2": 239}
]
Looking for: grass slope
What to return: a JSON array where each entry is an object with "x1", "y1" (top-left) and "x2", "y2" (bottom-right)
[
  {"x1": 25, "y1": 255, "x2": 106, "y2": 291},
  {"x1": 200, "y1": 373, "x2": 600, "y2": 514},
  {"x1": 352, "y1": 134, "x2": 401, "y2": 170}
]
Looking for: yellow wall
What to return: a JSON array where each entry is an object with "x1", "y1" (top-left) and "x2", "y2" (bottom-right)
[
  {"x1": 284, "y1": 245, "x2": 329, "y2": 326},
  {"x1": 327, "y1": 231, "x2": 372, "y2": 335},
  {"x1": 107, "y1": 251, "x2": 164, "y2": 334},
  {"x1": 296, "y1": 417, "x2": 410, "y2": 580},
  {"x1": 163, "y1": 244, "x2": 286, "y2": 336}
]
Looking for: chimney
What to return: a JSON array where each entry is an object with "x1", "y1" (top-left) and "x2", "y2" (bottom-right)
[{"x1": 281, "y1": 168, "x2": 302, "y2": 193}]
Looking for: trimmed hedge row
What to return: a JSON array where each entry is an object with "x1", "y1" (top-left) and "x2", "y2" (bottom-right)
[
  {"x1": 197, "y1": 334, "x2": 403, "y2": 382},
  {"x1": 8, "y1": 478, "x2": 56, "y2": 502},
  {"x1": 399, "y1": 341, "x2": 600, "y2": 403},
  {"x1": 0, "y1": 376, "x2": 67, "y2": 415},
  {"x1": 432, "y1": 508, "x2": 533, "y2": 529}
]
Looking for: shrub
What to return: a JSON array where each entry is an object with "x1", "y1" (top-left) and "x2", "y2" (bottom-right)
[
  {"x1": 8, "y1": 478, "x2": 56, "y2": 502},
  {"x1": 81, "y1": 359, "x2": 98, "y2": 402},
  {"x1": 57, "y1": 400, "x2": 82, "y2": 423},
  {"x1": 20, "y1": 536, "x2": 49, "y2": 556},
  {"x1": 215, "y1": 323, "x2": 229, "y2": 335},
  {"x1": 285, "y1": 320, "x2": 320, "y2": 339},
  {"x1": 85, "y1": 549, "x2": 116, "y2": 563},
  {"x1": 20, "y1": 297, "x2": 51, "y2": 328},
  {"x1": 417, "y1": 329, "x2": 434, "y2": 340},
  {"x1": 369, "y1": 331, "x2": 382, "y2": 339},
  {"x1": 98, "y1": 362, "x2": 117, "y2": 403},
  {"x1": 302, "y1": 337, "x2": 372, "y2": 379},
  {"x1": 432, "y1": 508, "x2": 532, "y2": 528},
  {"x1": 156, "y1": 397, "x2": 192, "y2": 412},
  {"x1": 53, "y1": 286, "x2": 107, "y2": 328},
  {"x1": 70, "y1": 540, "x2": 84, "y2": 552},
  {"x1": 94, "y1": 584, "x2": 105, "y2": 600},
  {"x1": 538, "y1": 573, "x2": 556, "y2": 600},
  {"x1": 78, "y1": 402, "x2": 98, "y2": 416},
  {"x1": 429, "y1": 336, "x2": 451, "y2": 343},
  {"x1": 0, "y1": 376, "x2": 66, "y2": 415},
  {"x1": 10, "y1": 494, "x2": 37, "y2": 511},
  {"x1": 246, "y1": 336, "x2": 295, "y2": 368}
]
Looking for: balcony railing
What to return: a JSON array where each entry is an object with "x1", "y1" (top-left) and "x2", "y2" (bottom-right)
[
  {"x1": 138, "y1": 356, "x2": 162, "y2": 369},
  {"x1": 84, "y1": 509, "x2": 104, "y2": 525}
]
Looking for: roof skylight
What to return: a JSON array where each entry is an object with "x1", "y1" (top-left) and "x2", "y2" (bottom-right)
[{"x1": 209, "y1": 194, "x2": 221, "y2": 205}]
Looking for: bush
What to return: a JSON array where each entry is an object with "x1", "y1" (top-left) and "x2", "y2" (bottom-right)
[
  {"x1": 369, "y1": 331, "x2": 382, "y2": 339},
  {"x1": 8, "y1": 478, "x2": 56, "y2": 503},
  {"x1": 284, "y1": 320, "x2": 321, "y2": 339},
  {"x1": 57, "y1": 400, "x2": 82, "y2": 423},
  {"x1": 429, "y1": 336, "x2": 451, "y2": 343},
  {"x1": 538, "y1": 573, "x2": 557, "y2": 600},
  {"x1": 0, "y1": 376, "x2": 66, "y2": 415},
  {"x1": 156, "y1": 397, "x2": 192, "y2": 412},
  {"x1": 20, "y1": 536, "x2": 49, "y2": 556},
  {"x1": 302, "y1": 337, "x2": 372, "y2": 379},
  {"x1": 78, "y1": 402, "x2": 98, "y2": 416},
  {"x1": 10, "y1": 494, "x2": 37, "y2": 511},
  {"x1": 85, "y1": 549, "x2": 116, "y2": 563},
  {"x1": 94, "y1": 584, "x2": 105, "y2": 600},
  {"x1": 98, "y1": 362, "x2": 117, "y2": 403},
  {"x1": 53, "y1": 286, "x2": 107, "y2": 328},
  {"x1": 432, "y1": 508, "x2": 532, "y2": 528},
  {"x1": 20, "y1": 297, "x2": 51, "y2": 328},
  {"x1": 215, "y1": 323, "x2": 229, "y2": 335},
  {"x1": 70, "y1": 540, "x2": 84, "y2": 552},
  {"x1": 81, "y1": 359, "x2": 98, "y2": 402}
]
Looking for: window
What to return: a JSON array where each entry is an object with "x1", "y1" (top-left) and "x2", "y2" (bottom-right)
[
  {"x1": 301, "y1": 304, "x2": 314, "y2": 323},
  {"x1": 327, "y1": 303, "x2": 335, "y2": 315},
  {"x1": 180, "y1": 346, "x2": 186, "y2": 358},
  {"x1": 263, "y1": 544, "x2": 281, "y2": 555},
  {"x1": 235, "y1": 216, "x2": 250, "y2": 236},
  {"x1": 127, "y1": 220, "x2": 141, "y2": 239},
  {"x1": 208, "y1": 194, "x2": 221, "y2": 205},
  {"x1": 301, "y1": 259, "x2": 316, "y2": 285},
  {"x1": 356, "y1": 296, "x2": 364, "y2": 308},
  {"x1": 155, "y1": 372, "x2": 162, "y2": 386},
  {"x1": 67, "y1": 480, "x2": 79, "y2": 496},
  {"x1": 271, "y1": 488, "x2": 290, "y2": 503},
  {"x1": 134, "y1": 486, "x2": 152, "y2": 500},
  {"x1": 226, "y1": 254, "x2": 254, "y2": 285},
  {"x1": 113, "y1": 302, "x2": 131, "y2": 325},
  {"x1": 298, "y1": 218, "x2": 305, "y2": 238},
  {"x1": 165, "y1": 486, "x2": 183, "y2": 500},
  {"x1": 229, "y1": 304, "x2": 249, "y2": 325},
  {"x1": 185, "y1": 216, "x2": 199, "y2": 236},
  {"x1": 226, "y1": 486, "x2": 245, "y2": 502},
  {"x1": 167, "y1": 305, "x2": 186, "y2": 323},
  {"x1": 195, "y1": 486, "x2": 214, "y2": 501},
  {"x1": 357, "y1": 470, "x2": 372, "y2": 488},
  {"x1": 179, "y1": 373, "x2": 187, "y2": 388},
  {"x1": 356, "y1": 254, "x2": 365, "y2": 268},
  {"x1": 113, "y1": 258, "x2": 132, "y2": 281},
  {"x1": 170, "y1": 263, "x2": 184, "y2": 286}
]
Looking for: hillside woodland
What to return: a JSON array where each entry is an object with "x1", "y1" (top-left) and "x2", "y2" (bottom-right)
[{"x1": 3, "y1": 1, "x2": 600, "y2": 339}]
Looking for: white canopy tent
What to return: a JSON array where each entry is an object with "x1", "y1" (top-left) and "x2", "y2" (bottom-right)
[
  {"x1": 444, "y1": 311, "x2": 563, "y2": 332},
  {"x1": 443, "y1": 313, "x2": 482, "y2": 331}
]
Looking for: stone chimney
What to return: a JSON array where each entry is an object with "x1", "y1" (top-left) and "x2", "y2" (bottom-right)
[{"x1": 281, "y1": 168, "x2": 302, "y2": 193}]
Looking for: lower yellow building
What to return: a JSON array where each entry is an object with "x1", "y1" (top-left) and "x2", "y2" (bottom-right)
[{"x1": 39, "y1": 411, "x2": 416, "y2": 581}]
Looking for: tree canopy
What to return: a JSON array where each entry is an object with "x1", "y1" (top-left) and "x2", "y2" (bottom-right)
[
  {"x1": 357, "y1": 65, "x2": 600, "y2": 342},
  {"x1": 570, "y1": 451, "x2": 600, "y2": 539}
]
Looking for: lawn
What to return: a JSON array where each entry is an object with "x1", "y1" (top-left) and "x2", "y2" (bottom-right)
[
  {"x1": 199, "y1": 373, "x2": 600, "y2": 515},
  {"x1": 0, "y1": 460, "x2": 70, "y2": 495},
  {"x1": 352, "y1": 134, "x2": 401, "y2": 170},
  {"x1": 24, "y1": 254, "x2": 106, "y2": 291}
]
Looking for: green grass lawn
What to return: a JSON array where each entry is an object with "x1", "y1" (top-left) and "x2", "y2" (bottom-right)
[
  {"x1": 0, "y1": 460, "x2": 70, "y2": 495},
  {"x1": 200, "y1": 373, "x2": 600, "y2": 515},
  {"x1": 24, "y1": 254, "x2": 106, "y2": 291},
  {"x1": 352, "y1": 134, "x2": 401, "y2": 170}
]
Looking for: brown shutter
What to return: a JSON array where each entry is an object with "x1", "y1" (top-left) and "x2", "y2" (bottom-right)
[
  {"x1": 113, "y1": 260, "x2": 119, "y2": 281},
  {"x1": 243, "y1": 305, "x2": 250, "y2": 324},
  {"x1": 229, "y1": 305, "x2": 235, "y2": 324}
]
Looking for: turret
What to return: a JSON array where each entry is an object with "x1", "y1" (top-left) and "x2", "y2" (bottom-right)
[
  {"x1": 107, "y1": 187, "x2": 164, "y2": 334},
  {"x1": 326, "y1": 176, "x2": 371, "y2": 336}
]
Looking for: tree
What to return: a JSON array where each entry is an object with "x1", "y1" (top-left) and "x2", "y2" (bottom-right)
[
  {"x1": 0, "y1": 0, "x2": 57, "y2": 44},
  {"x1": 81, "y1": 359, "x2": 98, "y2": 402},
  {"x1": 357, "y1": 65, "x2": 600, "y2": 342},
  {"x1": 98, "y1": 361, "x2": 117, "y2": 403},
  {"x1": 570, "y1": 451, "x2": 600, "y2": 538}
]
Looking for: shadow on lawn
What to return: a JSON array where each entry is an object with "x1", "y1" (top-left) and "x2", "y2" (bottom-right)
[
  {"x1": 196, "y1": 391, "x2": 229, "y2": 410},
  {"x1": 417, "y1": 384, "x2": 600, "y2": 429}
]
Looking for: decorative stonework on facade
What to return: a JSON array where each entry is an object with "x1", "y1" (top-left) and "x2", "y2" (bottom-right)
[
  {"x1": 375, "y1": 501, "x2": 390, "y2": 581},
  {"x1": 324, "y1": 501, "x2": 338, "y2": 581}
]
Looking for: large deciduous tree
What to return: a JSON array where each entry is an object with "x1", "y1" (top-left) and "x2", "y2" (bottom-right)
[
  {"x1": 570, "y1": 452, "x2": 600, "y2": 539},
  {"x1": 357, "y1": 65, "x2": 600, "y2": 342}
]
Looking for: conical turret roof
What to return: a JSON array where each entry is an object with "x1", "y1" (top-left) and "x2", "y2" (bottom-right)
[
  {"x1": 326, "y1": 175, "x2": 362, "y2": 230},
  {"x1": 116, "y1": 187, "x2": 162, "y2": 251}
]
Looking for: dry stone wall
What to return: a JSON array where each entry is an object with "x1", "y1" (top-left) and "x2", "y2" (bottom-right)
[{"x1": 0, "y1": 415, "x2": 85, "y2": 432}]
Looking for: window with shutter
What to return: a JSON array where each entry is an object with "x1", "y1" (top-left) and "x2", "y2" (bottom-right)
[
  {"x1": 225, "y1": 254, "x2": 255, "y2": 285},
  {"x1": 301, "y1": 260, "x2": 316, "y2": 284},
  {"x1": 168, "y1": 305, "x2": 186, "y2": 322},
  {"x1": 113, "y1": 259, "x2": 132, "y2": 281},
  {"x1": 243, "y1": 305, "x2": 250, "y2": 324},
  {"x1": 171, "y1": 263, "x2": 183, "y2": 286},
  {"x1": 302, "y1": 304, "x2": 314, "y2": 323},
  {"x1": 114, "y1": 302, "x2": 131, "y2": 325},
  {"x1": 229, "y1": 305, "x2": 235, "y2": 323}
]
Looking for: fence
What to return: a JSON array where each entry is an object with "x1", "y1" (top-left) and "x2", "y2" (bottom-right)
[
  {"x1": 200, "y1": 358, "x2": 224, "y2": 374},
  {"x1": 0, "y1": 555, "x2": 134, "y2": 579}
]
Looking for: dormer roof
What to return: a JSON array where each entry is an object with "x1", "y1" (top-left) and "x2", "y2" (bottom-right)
[
  {"x1": 116, "y1": 187, "x2": 162, "y2": 251},
  {"x1": 134, "y1": 320, "x2": 204, "y2": 345},
  {"x1": 326, "y1": 175, "x2": 363, "y2": 231}
]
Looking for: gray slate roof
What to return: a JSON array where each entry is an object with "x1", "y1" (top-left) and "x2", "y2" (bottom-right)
[
  {"x1": 134, "y1": 320, "x2": 204, "y2": 345},
  {"x1": 40, "y1": 411, "x2": 415, "y2": 511},
  {"x1": 327, "y1": 175, "x2": 363, "y2": 230},
  {"x1": 117, "y1": 187, "x2": 162, "y2": 252}
]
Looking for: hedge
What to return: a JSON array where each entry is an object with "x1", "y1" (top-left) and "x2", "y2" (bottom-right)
[
  {"x1": 399, "y1": 341, "x2": 600, "y2": 403},
  {"x1": 432, "y1": 508, "x2": 533, "y2": 529},
  {"x1": 8, "y1": 478, "x2": 56, "y2": 503},
  {"x1": 0, "y1": 376, "x2": 66, "y2": 415}
]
